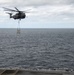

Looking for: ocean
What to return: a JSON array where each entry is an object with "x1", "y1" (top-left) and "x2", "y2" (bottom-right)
[{"x1": 0, "y1": 28, "x2": 74, "y2": 69}]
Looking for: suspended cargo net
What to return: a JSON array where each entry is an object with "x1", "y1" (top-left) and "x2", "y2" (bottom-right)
[{"x1": 17, "y1": 20, "x2": 21, "y2": 35}]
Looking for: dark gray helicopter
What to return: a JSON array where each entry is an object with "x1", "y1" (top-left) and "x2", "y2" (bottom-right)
[{"x1": 3, "y1": 7, "x2": 26, "y2": 20}]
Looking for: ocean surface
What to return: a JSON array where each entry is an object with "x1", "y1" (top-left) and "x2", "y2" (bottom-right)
[{"x1": 0, "y1": 28, "x2": 74, "y2": 69}]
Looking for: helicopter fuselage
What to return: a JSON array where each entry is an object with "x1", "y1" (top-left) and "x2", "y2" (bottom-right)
[{"x1": 11, "y1": 12, "x2": 26, "y2": 20}]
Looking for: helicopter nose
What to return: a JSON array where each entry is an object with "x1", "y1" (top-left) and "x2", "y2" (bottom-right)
[{"x1": 23, "y1": 15, "x2": 26, "y2": 18}]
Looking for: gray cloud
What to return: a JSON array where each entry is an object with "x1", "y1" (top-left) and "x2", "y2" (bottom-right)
[
  {"x1": 0, "y1": 0, "x2": 74, "y2": 23},
  {"x1": 1, "y1": 0, "x2": 74, "y2": 7},
  {"x1": 12, "y1": 0, "x2": 74, "y2": 6}
]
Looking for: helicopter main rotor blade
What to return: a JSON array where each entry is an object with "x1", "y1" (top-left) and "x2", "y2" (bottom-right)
[
  {"x1": 23, "y1": 11, "x2": 30, "y2": 13},
  {"x1": 3, "y1": 7, "x2": 17, "y2": 12},
  {"x1": 14, "y1": 7, "x2": 20, "y2": 12},
  {"x1": 14, "y1": 7, "x2": 32, "y2": 13}
]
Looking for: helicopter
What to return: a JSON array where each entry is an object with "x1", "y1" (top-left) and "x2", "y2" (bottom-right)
[
  {"x1": 3, "y1": 7, "x2": 27, "y2": 20},
  {"x1": 3, "y1": 7, "x2": 29, "y2": 34}
]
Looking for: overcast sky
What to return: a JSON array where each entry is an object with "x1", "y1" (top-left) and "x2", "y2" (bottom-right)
[{"x1": 0, "y1": 0, "x2": 74, "y2": 28}]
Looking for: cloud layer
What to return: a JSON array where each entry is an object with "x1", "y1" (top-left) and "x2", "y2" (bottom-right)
[
  {"x1": 0, "y1": 0, "x2": 74, "y2": 24},
  {"x1": 0, "y1": 0, "x2": 74, "y2": 6}
]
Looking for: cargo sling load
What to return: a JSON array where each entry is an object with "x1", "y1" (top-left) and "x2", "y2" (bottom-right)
[{"x1": 3, "y1": 7, "x2": 29, "y2": 35}]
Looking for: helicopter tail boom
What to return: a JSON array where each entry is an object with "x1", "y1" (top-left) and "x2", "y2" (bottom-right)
[{"x1": 6, "y1": 13, "x2": 12, "y2": 18}]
